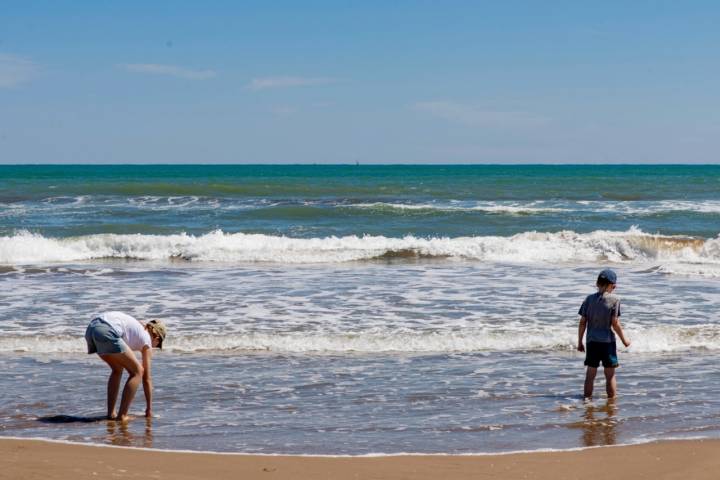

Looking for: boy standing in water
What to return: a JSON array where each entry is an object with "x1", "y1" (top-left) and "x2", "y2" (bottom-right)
[{"x1": 577, "y1": 269, "x2": 631, "y2": 399}]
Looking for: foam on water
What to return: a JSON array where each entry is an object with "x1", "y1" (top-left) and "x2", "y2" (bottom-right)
[
  {"x1": 349, "y1": 200, "x2": 720, "y2": 216},
  {"x1": 1, "y1": 228, "x2": 718, "y2": 273},
  {"x1": 347, "y1": 201, "x2": 570, "y2": 214},
  {"x1": 3, "y1": 323, "x2": 720, "y2": 354},
  {"x1": 8, "y1": 196, "x2": 720, "y2": 214},
  {"x1": 578, "y1": 200, "x2": 720, "y2": 215}
]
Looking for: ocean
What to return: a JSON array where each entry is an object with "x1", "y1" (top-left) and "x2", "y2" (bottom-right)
[{"x1": 1, "y1": 164, "x2": 719, "y2": 454}]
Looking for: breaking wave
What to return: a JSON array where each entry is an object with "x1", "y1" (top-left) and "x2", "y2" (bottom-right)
[
  {"x1": 0, "y1": 227, "x2": 718, "y2": 269},
  {"x1": 4, "y1": 324, "x2": 720, "y2": 354}
]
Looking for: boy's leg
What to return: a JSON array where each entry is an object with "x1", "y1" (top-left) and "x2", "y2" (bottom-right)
[
  {"x1": 584, "y1": 367, "x2": 597, "y2": 398},
  {"x1": 604, "y1": 367, "x2": 617, "y2": 398}
]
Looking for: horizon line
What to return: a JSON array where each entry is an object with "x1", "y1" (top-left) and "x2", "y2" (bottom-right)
[{"x1": 1, "y1": 163, "x2": 719, "y2": 167}]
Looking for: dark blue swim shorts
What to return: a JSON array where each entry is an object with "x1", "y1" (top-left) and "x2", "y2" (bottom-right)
[{"x1": 584, "y1": 341, "x2": 618, "y2": 368}]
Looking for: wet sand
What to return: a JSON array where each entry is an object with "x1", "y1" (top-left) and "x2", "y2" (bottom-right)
[{"x1": 1, "y1": 437, "x2": 718, "y2": 480}]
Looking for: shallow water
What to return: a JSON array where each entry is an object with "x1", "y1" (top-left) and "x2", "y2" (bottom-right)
[
  {"x1": 3, "y1": 350, "x2": 720, "y2": 454},
  {"x1": 1, "y1": 262, "x2": 719, "y2": 453},
  {"x1": 1, "y1": 165, "x2": 719, "y2": 453}
]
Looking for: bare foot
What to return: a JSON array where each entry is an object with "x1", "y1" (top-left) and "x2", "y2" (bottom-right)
[{"x1": 117, "y1": 414, "x2": 133, "y2": 422}]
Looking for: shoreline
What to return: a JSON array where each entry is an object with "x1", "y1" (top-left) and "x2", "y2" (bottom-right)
[
  {"x1": 3, "y1": 437, "x2": 720, "y2": 480},
  {"x1": 0, "y1": 434, "x2": 713, "y2": 457}
]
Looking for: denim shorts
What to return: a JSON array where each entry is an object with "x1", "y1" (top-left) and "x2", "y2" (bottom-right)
[
  {"x1": 584, "y1": 341, "x2": 619, "y2": 368},
  {"x1": 85, "y1": 318, "x2": 128, "y2": 355}
]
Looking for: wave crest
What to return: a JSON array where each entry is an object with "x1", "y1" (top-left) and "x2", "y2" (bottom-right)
[
  {"x1": 0, "y1": 228, "x2": 718, "y2": 268},
  {"x1": 3, "y1": 325, "x2": 720, "y2": 354}
]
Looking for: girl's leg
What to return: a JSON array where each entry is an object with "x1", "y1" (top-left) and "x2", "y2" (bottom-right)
[
  {"x1": 99, "y1": 350, "x2": 144, "y2": 421},
  {"x1": 99, "y1": 355, "x2": 124, "y2": 419}
]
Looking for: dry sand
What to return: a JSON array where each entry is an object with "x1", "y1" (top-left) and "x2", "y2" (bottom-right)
[{"x1": 1, "y1": 437, "x2": 718, "y2": 480}]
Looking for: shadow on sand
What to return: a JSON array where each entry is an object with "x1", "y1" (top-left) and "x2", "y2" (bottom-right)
[{"x1": 37, "y1": 415, "x2": 109, "y2": 424}]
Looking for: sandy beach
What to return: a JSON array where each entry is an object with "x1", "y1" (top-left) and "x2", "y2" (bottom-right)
[{"x1": 1, "y1": 437, "x2": 718, "y2": 480}]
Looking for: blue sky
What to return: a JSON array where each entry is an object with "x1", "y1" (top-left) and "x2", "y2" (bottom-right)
[{"x1": 1, "y1": 1, "x2": 719, "y2": 164}]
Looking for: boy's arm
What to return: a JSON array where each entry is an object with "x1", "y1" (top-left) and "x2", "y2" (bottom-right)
[
  {"x1": 611, "y1": 316, "x2": 631, "y2": 347},
  {"x1": 577, "y1": 316, "x2": 587, "y2": 352}
]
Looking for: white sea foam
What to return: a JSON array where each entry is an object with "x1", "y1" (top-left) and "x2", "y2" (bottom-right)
[
  {"x1": 347, "y1": 202, "x2": 569, "y2": 214},
  {"x1": 164, "y1": 329, "x2": 568, "y2": 354},
  {"x1": 0, "y1": 203, "x2": 27, "y2": 218},
  {"x1": 6, "y1": 197, "x2": 720, "y2": 219},
  {"x1": 10, "y1": 197, "x2": 546, "y2": 217},
  {"x1": 1, "y1": 228, "x2": 718, "y2": 269},
  {"x1": 655, "y1": 263, "x2": 720, "y2": 277},
  {"x1": 3, "y1": 324, "x2": 719, "y2": 354},
  {"x1": 348, "y1": 199, "x2": 720, "y2": 215},
  {"x1": 0, "y1": 330, "x2": 565, "y2": 354},
  {"x1": 581, "y1": 200, "x2": 720, "y2": 215},
  {"x1": 42, "y1": 195, "x2": 89, "y2": 206},
  {"x1": 128, "y1": 195, "x2": 223, "y2": 210}
]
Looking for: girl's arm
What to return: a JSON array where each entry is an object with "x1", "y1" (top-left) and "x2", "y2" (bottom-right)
[
  {"x1": 141, "y1": 346, "x2": 153, "y2": 417},
  {"x1": 611, "y1": 316, "x2": 631, "y2": 347},
  {"x1": 577, "y1": 316, "x2": 587, "y2": 352}
]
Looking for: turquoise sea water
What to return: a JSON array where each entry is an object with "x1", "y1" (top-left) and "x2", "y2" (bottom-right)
[
  {"x1": 1, "y1": 165, "x2": 719, "y2": 453},
  {"x1": 2, "y1": 165, "x2": 719, "y2": 238}
]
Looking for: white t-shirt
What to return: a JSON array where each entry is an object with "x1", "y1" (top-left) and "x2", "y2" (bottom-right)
[{"x1": 96, "y1": 311, "x2": 151, "y2": 352}]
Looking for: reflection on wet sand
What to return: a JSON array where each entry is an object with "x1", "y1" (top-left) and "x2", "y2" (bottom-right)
[
  {"x1": 105, "y1": 417, "x2": 153, "y2": 448},
  {"x1": 580, "y1": 399, "x2": 618, "y2": 447},
  {"x1": 565, "y1": 398, "x2": 619, "y2": 447}
]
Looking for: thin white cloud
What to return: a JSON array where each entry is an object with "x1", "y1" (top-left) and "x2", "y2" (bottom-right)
[
  {"x1": 248, "y1": 76, "x2": 337, "y2": 90},
  {"x1": 0, "y1": 53, "x2": 38, "y2": 88},
  {"x1": 121, "y1": 63, "x2": 217, "y2": 80},
  {"x1": 413, "y1": 101, "x2": 549, "y2": 128}
]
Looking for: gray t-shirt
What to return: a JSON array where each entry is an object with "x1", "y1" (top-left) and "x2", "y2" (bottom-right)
[{"x1": 579, "y1": 292, "x2": 621, "y2": 343}]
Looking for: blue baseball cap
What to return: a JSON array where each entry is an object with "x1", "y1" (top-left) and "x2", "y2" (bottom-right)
[{"x1": 597, "y1": 268, "x2": 617, "y2": 284}]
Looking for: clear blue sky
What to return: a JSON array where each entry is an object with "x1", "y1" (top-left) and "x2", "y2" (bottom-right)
[{"x1": 1, "y1": 1, "x2": 719, "y2": 164}]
